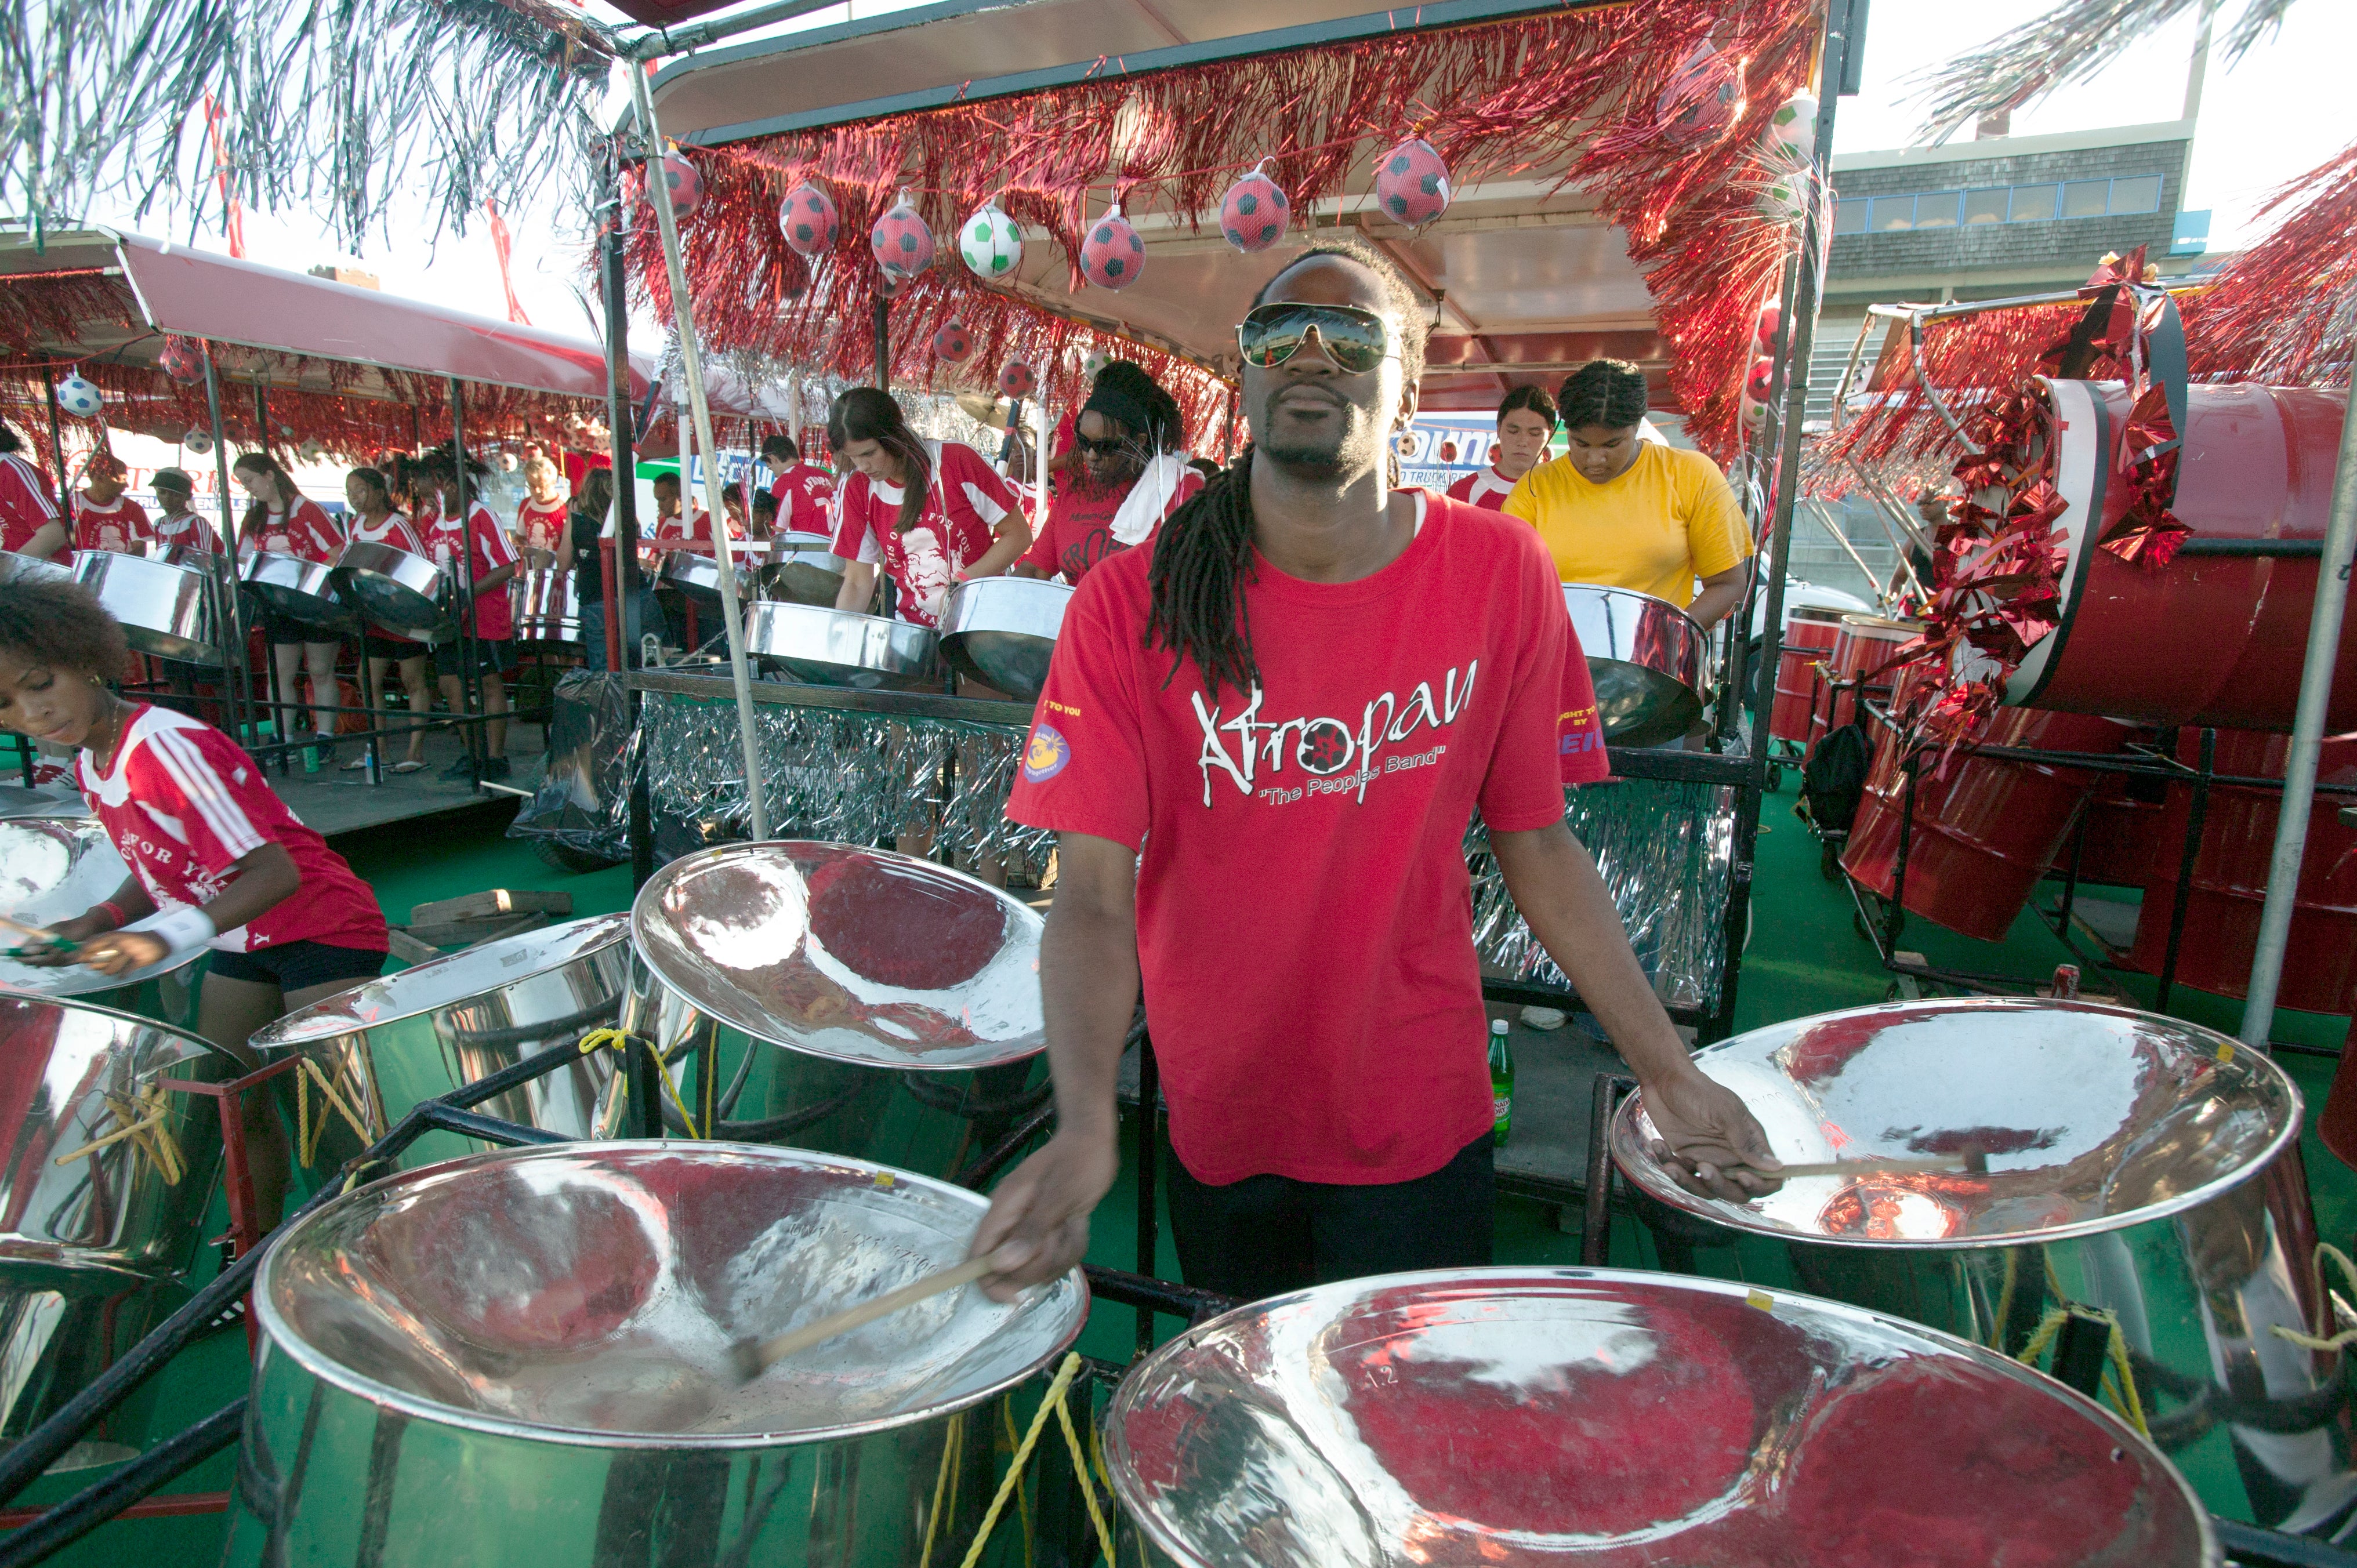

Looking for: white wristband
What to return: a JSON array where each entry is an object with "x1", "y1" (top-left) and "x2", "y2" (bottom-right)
[{"x1": 125, "y1": 905, "x2": 216, "y2": 961}]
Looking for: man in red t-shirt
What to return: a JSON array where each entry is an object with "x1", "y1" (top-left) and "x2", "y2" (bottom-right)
[
  {"x1": 970, "y1": 241, "x2": 1776, "y2": 1304},
  {"x1": 0, "y1": 424, "x2": 66, "y2": 560},
  {"x1": 762, "y1": 434, "x2": 837, "y2": 538}
]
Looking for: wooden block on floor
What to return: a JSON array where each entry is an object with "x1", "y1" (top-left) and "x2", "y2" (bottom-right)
[
  {"x1": 385, "y1": 928, "x2": 442, "y2": 966},
  {"x1": 409, "y1": 889, "x2": 574, "y2": 925},
  {"x1": 400, "y1": 909, "x2": 552, "y2": 949}
]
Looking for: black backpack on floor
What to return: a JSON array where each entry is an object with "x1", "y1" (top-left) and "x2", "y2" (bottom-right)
[{"x1": 1800, "y1": 721, "x2": 1873, "y2": 836}]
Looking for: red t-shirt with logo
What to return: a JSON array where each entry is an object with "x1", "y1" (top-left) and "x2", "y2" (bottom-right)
[
  {"x1": 76, "y1": 705, "x2": 387, "y2": 954},
  {"x1": 1006, "y1": 492, "x2": 1610, "y2": 1186},
  {"x1": 422, "y1": 501, "x2": 517, "y2": 642},
  {"x1": 150, "y1": 509, "x2": 221, "y2": 556},
  {"x1": 770, "y1": 463, "x2": 838, "y2": 537},
  {"x1": 71, "y1": 493, "x2": 151, "y2": 557},
  {"x1": 248, "y1": 498, "x2": 344, "y2": 564},
  {"x1": 1018, "y1": 467, "x2": 1205, "y2": 585},
  {"x1": 516, "y1": 498, "x2": 570, "y2": 554},
  {"x1": 831, "y1": 441, "x2": 1018, "y2": 628},
  {"x1": 0, "y1": 455, "x2": 58, "y2": 556}
]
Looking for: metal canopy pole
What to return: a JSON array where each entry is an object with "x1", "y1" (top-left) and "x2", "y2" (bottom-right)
[
  {"x1": 198, "y1": 349, "x2": 253, "y2": 754},
  {"x1": 40, "y1": 370, "x2": 68, "y2": 516},
  {"x1": 2238, "y1": 326, "x2": 2357, "y2": 1048},
  {"x1": 597, "y1": 149, "x2": 656, "y2": 890},
  {"x1": 449, "y1": 376, "x2": 485, "y2": 770},
  {"x1": 627, "y1": 66, "x2": 771, "y2": 840}
]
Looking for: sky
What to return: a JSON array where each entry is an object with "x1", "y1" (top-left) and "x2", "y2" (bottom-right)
[{"x1": 82, "y1": 0, "x2": 2357, "y2": 346}]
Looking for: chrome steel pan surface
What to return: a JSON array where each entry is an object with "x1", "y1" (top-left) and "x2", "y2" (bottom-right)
[
  {"x1": 1106, "y1": 1267, "x2": 2215, "y2": 1566},
  {"x1": 937, "y1": 577, "x2": 1071, "y2": 700},
  {"x1": 757, "y1": 532, "x2": 850, "y2": 608},
  {"x1": 510, "y1": 567, "x2": 581, "y2": 641},
  {"x1": 71, "y1": 550, "x2": 219, "y2": 662},
  {"x1": 1609, "y1": 998, "x2": 2299, "y2": 1246},
  {"x1": 249, "y1": 913, "x2": 632, "y2": 1169},
  {"x1": 742, "y1": 599, "x2": 940, "y2": 691},
  {"x1": 241, "y1": 550, "x2": 353, "y2": 630},
  {"x1": 1561, "y1": 583, "x2": 1709, "y2": 747},
  {"x1": 658, "y1": 549, "x2": 750, "y2": 609},
  {"x1": 629, "y1": 842, "x2": 1043, "y2": 1072},
  {"x1": 0, "y1": 816, "x2": 202, "y2": 997},
  {"x1": 0, "y1": 551, "x2": 70, "y2": 589},
  {"x1": 333, "y1": 539, "x2": 450, "y2": 640}
]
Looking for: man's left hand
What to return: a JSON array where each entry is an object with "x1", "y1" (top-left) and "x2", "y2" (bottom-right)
[{"x1": 1640, "y1": 1067, "x2": 1783, "y2": 1203}]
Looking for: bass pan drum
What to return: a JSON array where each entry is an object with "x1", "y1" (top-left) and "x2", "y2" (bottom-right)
[
  {"x1": 71, "y1": 550, "x2": 219, "y2": 662},
  {"x1": 335, "y1": 540, "x2": 450, "y2": 641},
  {"x1": 937, "y1": 578, "x2": 1071, "y2": 700},
  {"x1": 1561, "y1": 585, "x2": 1707, "y2": 747},
  {"x1": 241, "y1": 551, "x2": 351, "y2": 630}
]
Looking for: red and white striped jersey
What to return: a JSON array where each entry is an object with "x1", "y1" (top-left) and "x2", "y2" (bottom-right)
[
  {"x1": 71, "y1": 492, "x2": 152, "y2": 557},
  {"x1": 0, "y1": 455, "x2": 60, "y2": 556}
]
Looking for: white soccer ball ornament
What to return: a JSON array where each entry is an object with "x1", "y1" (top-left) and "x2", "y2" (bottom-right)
[
  {"x1": 183, "y1": 426, "x2": 215, "y2": 456},
  {"x1": 959, "y1": 199, "x2": 1025, "y2": 281},
  {"x1": 54, "y1": 375, "x2": 103, "y2": 419},
  {"x1": 1767, "y1": 91, "x2": 1818, "y2": 168}
]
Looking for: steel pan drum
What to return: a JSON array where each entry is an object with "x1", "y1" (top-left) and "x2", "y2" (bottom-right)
[
  {"x1": 334, "y1": 539, "x2": 450, "y2": 640},
  {"x1": 241, "y1": 550, "x2": 351, "y2": 630},
  {"x1": 0, "y1": 816, "x2": 203, "y2": 1004},
  {"x1": 510, "y1": 567, "x2": 581, "y2": 641},
  {"x1": 937, "y1": 577, "x2": 1070, "y2": 699},
  {"x1": 659, "y1": 547, "x2": 751, "y2": 610},
  {"x1": 227, "y1": 1142, "x2": 1087, "y2": 1566},
  {"x1": 742, "y1": 600, "x2": 940, "y2": 692},
  {"x1": 71, "y1": 549, "x2": 219, "y2": 662},
  {"x1": 1813, "y1": 613, "x2": 1920, "y2": 747},
  {"x1": 1561, "y1": 584, "x2": 1707, "y2": 747},
  {"x1": 1768, "y1": 604, "x2": 1845, "y2": 746},
  {"x1": 759, "y1": 531, "x2": 850, "y2": 608},
  {"x1": 1108, "y1": 1267, "x2": 2213, "y2": 1567},
  {"x1": 1611, "y1": 1000, "x2": 2327, "y2": 1519},
  {"x1": 249, "y1": 913, "x2": 632, "y2": 1173},
  {"x1": 621, "y1": 842, "x2": 1045, "y2": 1179},
  {"x1": 0, "y1": 551, "x2": 69, "y2": 589}
]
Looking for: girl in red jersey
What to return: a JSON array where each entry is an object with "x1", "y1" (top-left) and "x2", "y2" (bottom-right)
[
  {"x1": 420, "y1": 449, "x2": 519, "y2": 781},
  {"x1": 234, "y1": 452, "x2": 349, "y2": 765},
  {"x1": 0, "y1": 424, "x2": 66, "y2": 560},
  {"x1": 514, "y1": 454, "x2": 570, "y2": 565},
  {"x1": 1011, "y1": 362, "x2": 1201, "y2": 585},
  {"x1": 0, "y1": 574, "x2": 388, "y2": 1225},
  {"x1": 342, "y1": 467, "x2": 435, "y2": 772},
  {"x1": 70, "y1": 452, "x2": 153, "y2": 558},
  {"x1": 827, "y1": 387, "x2": 1032, "y2": 628}
]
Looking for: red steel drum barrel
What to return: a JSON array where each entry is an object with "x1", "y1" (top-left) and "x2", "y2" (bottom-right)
[
  {"x1": 1811, "y1": 615, "x2": 1920, "y2": 753},
  {"x1": 1998, "y1": 379, "x2": 2352, "y2": 730},
  {"x1": 2128, "y1": 729, "x2": 2357, "y2": 1014},
  {"x1": 1843, "y1": 706, "x2": 2133, "y2": 942},
  {"x1": 1771, "y1": 607, "x2": 1847, "y2": 746},
  {"x1": 2058, "y1": 771, "x2": 2169, "y2": 887}
]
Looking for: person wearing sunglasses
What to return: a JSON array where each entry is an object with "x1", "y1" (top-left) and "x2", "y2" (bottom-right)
[
  {"x1": 969, "y1": 238, "x2": 1779, "y2": 1306},
  {"x1": 1502, "y1": 358, "x2": 1753, "y2": 630},
  {"x1": 1011, "y1": 362, "x2": 1203, "y2": 585}
]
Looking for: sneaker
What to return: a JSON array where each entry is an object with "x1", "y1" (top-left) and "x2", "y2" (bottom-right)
[
  {"x1": 1518, "y1": 1006, "x2": 1567, "y2": 1030},
  {"x1": 480, "y1": 756, "x2": 512, "y2": 781},
  {"x1": 438, "y1": 755, "x2": 480, "y2": 783}
]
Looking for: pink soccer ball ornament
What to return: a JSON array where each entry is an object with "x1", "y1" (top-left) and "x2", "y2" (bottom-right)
[
  {"x1": 870, "y1": 190, "x2": 936, "y2": 282},
  {"x1": 779, "y1": 182, "x2": 839, "y2": 257},
  {"x1": 157, "y1": 336, "x2": 204, "y2": 384},
  {"x1": 1744, "y1": 355, "x2": 1775, "y2": 405},
  {"x1": 1753, "y1": 299, "x2": 1782, "y2": 353},
  {"x1": 651, "y1": 153, "x2": 704, "y2": 221},
  {"x1": 1373, "y1": 138, "x2": 1451, "y2": 227},
  {"x1": 934, "y1": 320, "x2": 974, "y2": 363},
  {"x1": 1219, "y1": 164, "x2": 1290, "y2": 253},
  {"x1": 1079, "y1": 204, "x2": 1145, "y2": 290},
  {"x1": 999, "y1": 360, "x2": 1036, "y2": 400},
  {"x1": 1656, "y1": 41, "x2": 1742, "y2": 148}
]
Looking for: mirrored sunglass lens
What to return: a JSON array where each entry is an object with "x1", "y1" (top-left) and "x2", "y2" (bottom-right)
[
  {"x1": 1241, "y1": 308, "x2": 1310, "y2": 365},
  {"x1": 1242, "y1": 307, "x2": 1385, "y2": 369}
]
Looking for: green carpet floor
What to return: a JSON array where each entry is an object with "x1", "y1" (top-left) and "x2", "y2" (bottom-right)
[{"x1": 31, "y1": 778, "x2": 2357, "y2": 1560}]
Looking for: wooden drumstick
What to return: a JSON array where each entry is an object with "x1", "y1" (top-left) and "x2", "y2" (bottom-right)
[
  {"x1": 728, "y1": 1254, "x2": 997, "y2": 1382},
  {"x1": 0, "y1": 913, "x2": 61, "y2": 947},
  {"x1": 1769, "y1": 1149, "x2": 1989, "y2": 1180}
]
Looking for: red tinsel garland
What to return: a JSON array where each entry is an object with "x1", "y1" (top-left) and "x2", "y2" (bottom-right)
[
  {"x1": 622, "y1": 0, "x2": 1819, "y2": 462},
  {"x1": 2192, "y1": 136, "x2": 2357, "y2": 388}
]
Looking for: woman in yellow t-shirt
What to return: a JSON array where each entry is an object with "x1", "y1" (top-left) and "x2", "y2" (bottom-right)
[{"x1": 1502, "y1": 360, "x2": 1753, "y2": 628}]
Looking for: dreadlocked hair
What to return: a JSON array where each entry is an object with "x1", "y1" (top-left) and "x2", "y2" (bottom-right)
[
  {"x1": 0, "y1": 576, "x2": 129, "y2": 681},
  {"x1": 829, "y1": 387, "x2": 931, "y2": 533},
  {"x1": 1145, "y1": 236, "x2": 1431, "y2": 697}
]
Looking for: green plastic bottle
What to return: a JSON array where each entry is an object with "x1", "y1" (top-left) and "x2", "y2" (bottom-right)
[{"x1": 1489, "y1": 1018, "x2": 1514, "y2": 1148}]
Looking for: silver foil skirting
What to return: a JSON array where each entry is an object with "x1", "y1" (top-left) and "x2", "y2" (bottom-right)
[
  {"x1": 1468, "y1": 779, "x2": 1736, "y2": 1013},
  {"x1": 640, "y1": 690, "x2": 1056, "y2": 880}
]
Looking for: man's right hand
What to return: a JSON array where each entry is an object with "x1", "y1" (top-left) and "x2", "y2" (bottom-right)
[
  {"x1": 17, "y1": 912, "x2": 110, "y2": 968},
  {"x1": 967, "y1": 1126, "x2": 1118, "y2": 1303}
]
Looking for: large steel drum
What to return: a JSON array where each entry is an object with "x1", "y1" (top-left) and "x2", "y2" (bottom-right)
[
  {"x1": 225, "y1": 1142, "x2": 1087, "y2": 1566},
  {"x1": 0, "y1": 816, "x2": 204, "y2": 1008},
  {"x1": 248, "y1": 913, "x2": 632, "y2": 1172},
  {"x1": 937, "y1": 577, "x2": 1069, "y2": 700},
  {"x1": 241, "y1": 551, "x2": 351, "y2": 630},
  {"x1": 510, "y1": 567, "x2": 581, "y2": 642},
  {"x1": 621, "y1": 843, "x2": 1045, "y2": 1181},
  {"x1": 1840, "y1": 706, "x2": 2133, "y2": 942},
  {"x1": 760, "y1": 531, "x2": 849, "y2": 607},
  {"x1": 0, "y1": 551, "x2": 69, "y2": 589},
  {"x1": 1610, "y1": 999, "x2": 2331, "y2": 1526},
  {"x1": 1107, "y1": 1267, "x2": 2215, "y2": 1566},
  {"x1": 742, "y1": 600, "x2": 941, "y2": 692},
  {"x1": 334, "y1": 539, "x2": 451, "y2": 641},
  {"x1": 1995, "y1": 379, "x2": 2352, "y2": 729},
  {"x1": 659, "y1": 547, "x2": 753, "y2": 611},
  {"x1": 1768, "y1": 604, "x2": 1844, "y2": 747},
  {"x1": 1812, "y1": 613, "x2": 1920, "y2": 749},
  {"x1": 0, "y1": 996, "x2": 227, "y2": 1453},
  {"x1": 1561, "y1": 584, "x2": 1707, "y2": 747},
  {"x1": 2128, "y1": 729, "x2": 2357, "y2": 1012},
  {"x1": 71, "y1": 549, "x2": 219, "y2": 662}
]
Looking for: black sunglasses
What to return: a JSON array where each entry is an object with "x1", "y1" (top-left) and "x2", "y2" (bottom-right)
[{"x1": 1236, "y1": 302, "x2": 1393, "y2": 374}]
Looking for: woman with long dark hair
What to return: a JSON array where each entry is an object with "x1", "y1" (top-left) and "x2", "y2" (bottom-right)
[
  {"x1": 234, "y1": 450, "x2": 348, "y2": 763},
  {"x1": 1011, "y1": 362, "x2": 1202, "y2": 585},
  {"x1": 342, "y1": 467, "x2": 434, "y2": 772},
  {"x1": 827, "y1": 387, "x2": 1031, "y2": 627}
]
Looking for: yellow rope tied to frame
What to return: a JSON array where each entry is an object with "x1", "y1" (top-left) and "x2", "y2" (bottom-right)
[
  {"x1": 294, "y1": 1057, "x2": 376, "y2": 1168},
  {"x1": 574, "y1": 1029, "x2": 703, "y2": 1138},
  {"x1": 56, "y1": 1086, "x2": 186, "y2": 1185},
  {"x1": 2268, "y1": 1243, "x2": 2357, "y2": 1352},
  {"x1": 949, "y1": 1353, "x2": 1116, "y2": 1568},
  {"x1": 2017, "y1": 1303, "x2": 2150, "y2": 1437}
]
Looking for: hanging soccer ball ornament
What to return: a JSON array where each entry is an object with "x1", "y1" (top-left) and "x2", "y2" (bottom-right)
[
  {"x1": 998, "y1": 360, "x2": 1036, "y2": 400},
  {"x1": 651, "y1": 153, "x2": 704, "y2": 221},
  {"x1": 183, "y1": 426, "x2": 214, "y2": 456},
  {"x1": 157, "y1": 336, "x2": 204, "y2": 385},
  {"x1": 1744, "y1": 355, "x2": 1775, "y2": 405},
  {"x1": 1767, "y1": 91, "x2": 1818, "y2": 168},
  {"x1": 1758, "y1": 164, "x2": 1814, "y2": 230},
  {"x1": 1079, "y1": 204, "x2": 1145, "y2": 290},
  {"x1": 1373, "y1": 138, "x2": 1451, "y2": 227},
  {"x1": 1656, "y1": 40, "x2": 1742, "y2": 148},
  {"x1": 54, "y1": 375, "x2": 103, "y2": 419},
  {"x1": 959, "y1": 199, "x2": 1025, "y2": 281},
  {"x1": 1219, "y1": 161, "x2": 1291, "y2": 253},
  {"x1": 779, "y1": 182, "x2": 839, "y2": 257},
  {"x1": 869, "y1": 189, "x2": 935, "y2": 282},
  {"x1": 1753, "y1": 298, "x2": 1782, "y2": 354},
  {"x1": 933, "y1": 320, "x2": 974, "y2": 363}
]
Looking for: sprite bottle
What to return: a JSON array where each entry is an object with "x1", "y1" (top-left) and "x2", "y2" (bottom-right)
[{"x1": 1489, "y1": 1018, "x2": 1514, "y2": 1148}]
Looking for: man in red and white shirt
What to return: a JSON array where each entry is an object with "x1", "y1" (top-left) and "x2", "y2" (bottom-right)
[
  {"x1": 762, "y1": 434, "x2": 837, "y2": 538},
  {"x1": 648, "y1": 471, "x2": 727, "y2": 550},
  {"x1": 70, "y1": 452, "x2": 152, "y2": 558},
  {"x1": 828, "y1": 397, "x2": 1031, "y2": 631},
  {"x1": 969, "y1": 244, "x2": 1774, "y2": 1305},
  {"x1": 147, "y1": 469, "x2": 221, "y2": 556},
  {"x1": 0, "y1": 425, "x2": 66, "y2": 560},
  {"x1": 1445, "y1": 384, "x2": 1557, "y2": 512},
  {"x1": 424, "y1": 460, "x2": 519, "y2": 782}
]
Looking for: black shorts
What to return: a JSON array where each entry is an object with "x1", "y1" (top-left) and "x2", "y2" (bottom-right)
[
  {"x1": 259, "y1": 608, "x2": 343, "y2": 648},
  {"x1": 207, "y1": 939, "x2": 387, "y2": 993},
  {"x1": 363, "y1": 634, "x2": 428, "y2": 662},
  {"x1": 437, "y1": 638, "x2": 517, "y2": 678}
]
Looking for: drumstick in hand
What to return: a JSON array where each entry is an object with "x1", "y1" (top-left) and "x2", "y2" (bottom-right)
[
  {"x1": 0, "y1": 913, "x2": 61, "y2": 947},
  {"x1": 728, "y1": 1254, "x2": 998, "y2": 1383},
  {"x1": 1770, "y1": 1148, "x2": 1989, "y2": 1180}
]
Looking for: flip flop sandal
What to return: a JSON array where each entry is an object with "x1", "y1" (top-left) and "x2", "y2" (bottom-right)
[
  {"x1": 390, "y1": 759, "x2": 429, "y2": 774},
  {"x1": 341, "y1": 754, "x2": 372, "y2": 771}
]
